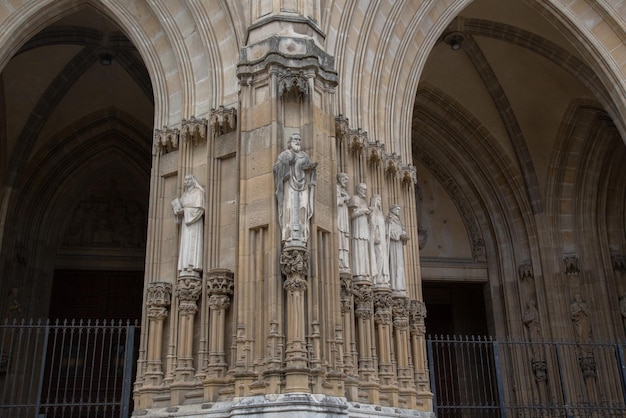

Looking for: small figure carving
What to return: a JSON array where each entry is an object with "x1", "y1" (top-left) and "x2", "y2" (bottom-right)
[
  {"x1": 348, "y1": 183, "x2": 372, "y2": 281},
  {"x1": 172, "y1": 174, "x2": 205, "y2": 273},
  {"x1": 369, "y1": 195, "x2": 389, "y2": 287},
  {"x1": 523, "y1": 300, "x2": 542, "y2": 342},
  {"x1": 387, "y1": 205, "x2": 410, "y2": 294},
  {"x1": 337, "y1": 173, "x2": 351, "y2": 273},
  {"x1": 570, "y1": 294, "x2": 592, "y2": 342},
  {"x1": 273, "y1": 133, "x2": 318, "y2": 247}
]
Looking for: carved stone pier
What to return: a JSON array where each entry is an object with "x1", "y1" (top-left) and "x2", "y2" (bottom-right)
[{"x1": 280, "y1": 246, "x2": 310, "y2": 392}]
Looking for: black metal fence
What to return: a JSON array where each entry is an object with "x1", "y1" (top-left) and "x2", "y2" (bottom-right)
[
  {"x1": 427, "y1": 335, "x2": 626, "y2": 417},
  {"x1": 0, "y1": 319, "x2": 138, "y2": 418}
]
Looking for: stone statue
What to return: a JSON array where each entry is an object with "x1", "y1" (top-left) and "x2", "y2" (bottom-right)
[
  {"x1": 387, "y1": 205, "x2": 410, "y2": 294},
  {"x1": 523, "y1": 300, "x2": 542, "y2": 341},
  {"x1": 273, "y1": 133, "x2": 318, "y2": 247},
  {"x1": 337, "y1": 173, "x2": 351, "y2": 273},
  {"x1": 369, "y1": 195, "x2": 389, "y2": 287},
  {"x1": 348, "y1": 183, "x2": 372, "y2": 281},
  {"x1": 172, "y1": 174, "x2": 205, "y2": 273},
  {"x1": 570, "y1": 294, "x2": 592, "y2": 342}
]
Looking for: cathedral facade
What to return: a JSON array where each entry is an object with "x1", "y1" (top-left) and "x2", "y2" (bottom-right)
[{"x1": 0, "y1": 0, "x2": 625, "y2": 417}]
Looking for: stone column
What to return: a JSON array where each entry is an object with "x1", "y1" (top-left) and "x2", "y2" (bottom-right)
[
  {"x1": 144, "y1": 281, "x2": 172, "y2": 387},
  {"x1": 174, "y1": 273, "x2": 202, "y2": 382},
  {"x1": 409, "y1": 299, "x2": 432, "y2": 407},
  {"x1": 340, "y1": 273, "x2": 358, "y2": 399},
  {"x1": 374, "y1": 288, "x2": 398, "y2": 405},
  {"x1": 280, "y1": 246, "x2": 310, "y2": 392},
  {"x1": 393, "y1": 296, "x2": 417, "y2": 408},
  {"x1": 353, "y1": 281, "x2": 379, "y2": 403},
  {"x1": 204, "y1": 269, "x2": 234, "y2": 399}
]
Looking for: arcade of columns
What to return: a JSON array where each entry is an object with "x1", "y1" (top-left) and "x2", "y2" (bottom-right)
[{"x1": 133, "y1": 14, "x2": 431, "y2": 416}]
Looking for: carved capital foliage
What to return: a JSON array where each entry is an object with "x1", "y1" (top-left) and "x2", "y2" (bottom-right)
[
  {"x1": 353, "y1": 283, "x2": 373, "y2": 319},
  {"x1": 519, "y1": 261, "x2": 534, "y2": 281},
  {"x1": 210, "y1": 106, "x2": 237, "y2": 137},
  {"x1": 147, "y1": 306, "x2": 168, "y2": 321},
  {"x1": 409, "y1": 299, "x2": 427, "y2": 325},
  {"x1": 392, "y1": 297, "x2": 410, "y2": 329},
  {"x1": 374, "y1": 292, "x2": 393, "y2": 325},
  {"x1": 208, "y1": 294, "x2": 231, "y2": 311},
  {"x1": 340, "y1": 273, "x2": 353, "y2": 313},
  {"x1": 154, "y1": 127, "x2": 179, "y2": 154},
  {"x1": 177, "y1": 276, "x2": 202, "y2": 303},
  {"x1": 280, "y1": 247, "x2": 309, "y2": 277},
  {"x1": 374, "y1": 292, "x2": 393, "y2": 310},
  {"x1": 283, "y1": 276, "x2": 308, "y2": 292},
  {"x1": 277, "y1": 69, "x2": 309, "y2": 98},
  {"x1": 207, "y1": 268, "x2": 234, "y2": 296},
  {"x1": 564, "y1": 254, "x2": 580, "y2": 277},
  {"x1": 181, "y1": 116, "x2": 207, "y2": 145},
  {"x1": 147, "y1": 281, "x2": 172, "y2": 308},
  {"x1": 374, "y1": 310, "x2": 392, "y2": 325},
  {"x1": 612, "y1": 254, "x2": 626, "y2": 273}
]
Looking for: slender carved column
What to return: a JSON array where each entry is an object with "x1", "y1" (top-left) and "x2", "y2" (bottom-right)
[
  {"x1": 280, "y1": 246, "x2": 310, "y2": 392},
  {"x1": 340, "y1": 273, "x2": 358, "y2": 399},
  {"x1": 206, "y1": 269, "x2": 234, "y2": 375},
  {"x1": 374, "y1": 288, "x2": 398, "y2": 405},
  {"x1": 203, "y1": 269, "x2": 234, "y2": 401},
  {"x1": 174, "y1": 273, "x2": 202, "y2": 382},
  {"x1": 144, "y1": 282, "x2": 172, "y2": 387},
  {"x1": 353, "y1": 281, "x2": 379, "y2": 403},
  {"x1": 393, "y1": 296, "x2": 417, "y2": 408},
  {"x1": 409, "y1": 299, "x2": 431, "y2": 401}
]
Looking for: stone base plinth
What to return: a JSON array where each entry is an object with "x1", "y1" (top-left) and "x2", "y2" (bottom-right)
[{"x1": 132, "y1": 393, "x2": 436, "y2": 417}]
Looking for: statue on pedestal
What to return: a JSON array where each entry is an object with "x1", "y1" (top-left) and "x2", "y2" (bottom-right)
[
  {"x1": 369, "y1": 195, "x2": 389, "y2": 287},
  {"x1": 273, "y1": 133, "x2": 317, "y2": 247},
  {"x1": 387, "y1": 205, "x2": 410, "y2": 294},
  {"x1": 337, "y1": 173, "x2": 351, "y2": 273},
  {"x1": 349, "y1": 183, "x2": 372, "y2": 281},
  {"x1": 172, "y1": 174, "x2": 205, "y2": 273}
]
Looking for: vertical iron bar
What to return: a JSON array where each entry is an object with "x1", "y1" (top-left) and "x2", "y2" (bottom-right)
[
  {"x1": 426, "y1": 338, "x2": 438, "y2": 417},
  {"x1": 120, "y1": 325, "x2": 135, "y2": 418},
  {"x1": 554, "y1": 343, "x2": 572, "y2": 418},
  {"x1": 35, "y1": 320, "x2": 50, "y2": 418},
  {"x1": 615, "y1": 343, "x2": 626, "y2": 405},
  {"x1": 491, "y1": 340, "x2": 506, "y2": 418}
]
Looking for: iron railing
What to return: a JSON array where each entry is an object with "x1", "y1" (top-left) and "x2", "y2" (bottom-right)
[
  {"x1": 0, "y1": 319, "x2": 138, "y2": 418},
  {"x1": 427, "y1": 335, "x2": 626, "y2": 418}
]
